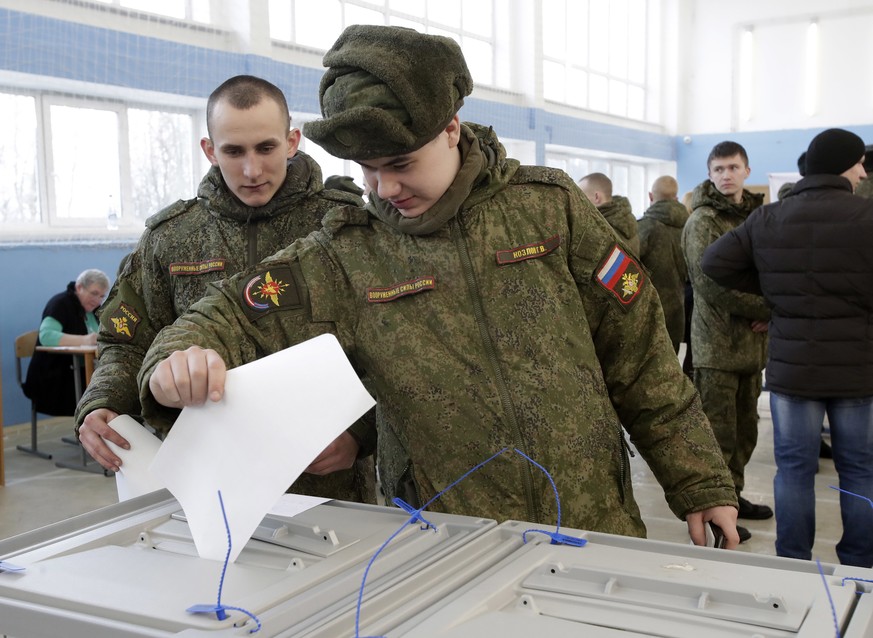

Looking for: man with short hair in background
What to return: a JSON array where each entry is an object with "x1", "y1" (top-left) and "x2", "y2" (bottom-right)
[
  {"x1": 578, "y1": 172, "x2": 641, "y2": 255},
  {"x1": 637, "y1": 176, "x2": 689, "y2": 353},
  {"x1": 75, "y1": 75, "x2": 375, "y2": 504},
  {"x1": 682, "y1": 141, "x2": 771, "y2": 543}
]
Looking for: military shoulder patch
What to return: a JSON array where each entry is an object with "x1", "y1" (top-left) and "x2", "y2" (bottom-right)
[
  {"x1": 168, "y1": 258, "x2": 226, "y2": 276},
  {"x1": 239, "y1": 267, "x2": 302, "y2": 321},
  {"x1": 366, "y1": 276, "x2": 435, "y2": 303},
  {"x1": 495, "y1": 234, "x2": 561, "y2": 266},
  {"x1": 105, "y1": 302, "x2": 141, "y2": 342},
  {"x1": 595, "y1": 245, "x2": 645, "y2": 308}
]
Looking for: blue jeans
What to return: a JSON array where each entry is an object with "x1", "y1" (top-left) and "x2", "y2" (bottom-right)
[{"x1": 771, "y1": 392, "x2": 873, "y2": 567}]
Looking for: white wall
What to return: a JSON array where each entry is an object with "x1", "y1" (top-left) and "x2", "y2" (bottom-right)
[{"x1": 681, "y1": 0, "x2": 873, "y2": 134}]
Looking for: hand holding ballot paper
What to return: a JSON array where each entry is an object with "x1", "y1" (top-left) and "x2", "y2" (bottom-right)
[{"x1": 111, "y1": 334, "x2": 375, "y2": 562}]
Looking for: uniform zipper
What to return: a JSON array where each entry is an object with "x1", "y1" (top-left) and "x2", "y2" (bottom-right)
[{"x1": 450, "y1": 218, "x2": 538, "y2": 523}]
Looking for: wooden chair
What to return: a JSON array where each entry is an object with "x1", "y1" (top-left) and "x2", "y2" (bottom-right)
[{"x1": 14, "y1": 330, "x2": 52, "y2": 459}]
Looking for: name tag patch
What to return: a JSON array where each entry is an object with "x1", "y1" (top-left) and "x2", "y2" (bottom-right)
[
  {"x1": 107, "y1": 302, "x2": 141, "y2": 341},
  {"x1": 240, "y1": 267, "x2": 301, "y2": 320},
  {"x1": 596, "y1": 245, "x2": 645, "y2": 307},
  {"x1": 168, "y1": 259, "x2": 226, "y2": 276},
  {"x1": 496, "y1": 234, "x2": 561, "y2": 265},
  {"x1": 367, "y1": 276, "x2": 435, "y2": 303}
]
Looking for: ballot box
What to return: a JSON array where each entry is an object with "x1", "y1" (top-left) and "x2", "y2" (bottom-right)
[
  {"x1": 0, "y1": 490, "x2": 518, "y2": 638},
  {"x1": 388, "y1": 521, "x2": 873, "y2": 638}
]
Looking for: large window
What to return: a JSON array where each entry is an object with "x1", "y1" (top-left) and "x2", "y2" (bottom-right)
[
  {"x1": 0, "y1": 90, "x2": 198, "y2": 235},
  {"x1": 269, "y1": 0, "x2": 500, "y2": 87},
  {"x1": 542, "y1": 0, "x2": 656, "y2": 123}
]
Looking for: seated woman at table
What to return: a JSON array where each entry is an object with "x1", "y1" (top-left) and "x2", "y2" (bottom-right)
[{"x1": 24, "y1": 269, "x2": 109, "y2": 416}]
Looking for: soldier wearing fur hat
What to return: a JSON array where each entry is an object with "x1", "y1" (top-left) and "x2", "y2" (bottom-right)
[
  {"x1": 702, "y1": 128, "x2": 873, "y2": 568},
  {"x1": 140, "y1": 25, "x2": 740, "y2": 548}
]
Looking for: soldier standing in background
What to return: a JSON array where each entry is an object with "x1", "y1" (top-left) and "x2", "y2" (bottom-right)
[
  {"x1": 75, "y1": 75, "x2": 375, "y2": 504},
  {"x1": 637, "y1": 176, "x2": 689, "y2": 353},
  {"x1": 682, "y1": 141, "x2": 771, "y2": 544},
  {"x1": 140, "y1": 25, "x2": 740, "y2": 548},
  {"x1": 578, "y1": 172, "x2": 641, "y2": 255}
]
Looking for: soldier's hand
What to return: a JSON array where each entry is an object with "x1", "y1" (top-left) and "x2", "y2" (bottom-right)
[
  {"x1": 305, "y1": 431, "x2": 359, "y2": 475},
  {"x1": 750, "y1": 320, "x2": 769, "y2": 333},
  {"x1": 149, "y1": 346, "x2": 226, "y2": 408},
  {"x1": 78, "y1": 408, "x2": 124, "y2": 472},
  {"x1": 686, "y1": 506, "x2": 740, "y2": 550}
]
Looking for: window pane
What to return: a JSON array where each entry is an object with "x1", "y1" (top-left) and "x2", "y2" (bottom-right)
[
  {"x1": 464, "y1": 38, "x2": 494, "y2": 86},
  {"x1": 191, "y1": 0, "x2": 210, "y2": 23},
  {"x1": 543, "y1": 60, "x2": 566, "y2": 103},
  {"x1": 612, "y1": 164, "x2": 629, "y2": 196},
  {"x1": 121, "y1": 0, "x2": 186, "y2": 19},
  {"x1": 0, "y1": 94, "x2": 40, "y2": 223},
  {"x1": 609, "y1": 0, "x2": 628, "y2": 79},
  {"x1": 389, "y1": 16, "x2": 425, "y2": 29},
  {"x1": 541, "y1": 0, "x2": 566, "y2": 59},
  {"x1": 269, "y1": 0, "x2": 293, "y2": 41},
  {"x1": 390, "y1": 0, "x2": 425, "y2": 16},
  {"x1": 588, "y1": 0, "x2": 609, "y2": 72},
  {"x1": 629, "y1": 164, "x2": 646, "y2": 217},
  {"x1": 128, "y1": 109, "x2": 194, "y2": 223},
  {"x1": 345, "y1": 4, "x2": 385, "y2": 27},
  {"x1": 566, "y1": 0, "x2": 588, "y2": 66},
  {"x1": 295, "y1": 0, "x2": 342, "y2": 49},
  {"x1": 50, "y1": 105, "x2": 120, "y2": 222},
  {"x1": 589, "y1": 73, "x2": 608, "y2": 112},
  {"x1": 567, "y1": 68, "x2": 588, "y2": 108},
  {"x1": 628, "y1": 85, "x2": 645, "y2": 120},
  {"x1": 463, "y1": 0, "x2": 492, "y2": 38},
  {"x1": 609, "y1": 79, "x2": 627, "y2": 117},
  {"x1": 428, "y1": 0, "x2": 461, "y2": 29},
  {"x1": 627, "y1": 2, "x2": 647, "y2": 83}
]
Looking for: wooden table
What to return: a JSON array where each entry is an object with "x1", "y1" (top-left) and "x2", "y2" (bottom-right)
[{"x1": 34, "y1": 345, "x2": 107, "y2": 475}]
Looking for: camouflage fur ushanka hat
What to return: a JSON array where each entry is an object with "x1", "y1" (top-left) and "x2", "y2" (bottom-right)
[{"x1": 303, "y1": 25, "x2": 474, "y2": 160}]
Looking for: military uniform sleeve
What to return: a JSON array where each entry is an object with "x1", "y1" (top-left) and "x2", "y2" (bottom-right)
[
  {"x1": 683, "y1": 210, "x2": 769, "y2": 321},
  {"x1": 75, "y1": 249, "x2": 157, "y2": 424},
  {"x1": 567, "y1": 196, "x2": 736, "y2": 518},
  {"x1": 700, "y1": 217, "x2": 762, "y2": 295}
]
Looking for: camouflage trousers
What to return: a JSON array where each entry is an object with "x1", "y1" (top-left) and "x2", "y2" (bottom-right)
[{"x1": 693, "y1": 367, "x2": 763, "y2": 494}]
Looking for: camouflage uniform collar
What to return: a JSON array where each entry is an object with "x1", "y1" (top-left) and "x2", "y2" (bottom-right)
[
  {"x1": 643, "y1": 199, "x2": 689, "y2": 227},
  {"x1": 692, "y1": 179, "x2": 762, "y2": 218},
  {"x1": 367, "y1": 123, "x2": 519, "y2": 236},
  {"x1": 597, "y1": 195, "x2": 632, "y2": 219},
  {"x1": 197, "y1": 151, "x2": 323, "y2": 224}
]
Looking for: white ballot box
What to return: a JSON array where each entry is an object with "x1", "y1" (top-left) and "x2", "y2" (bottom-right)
[
  {"x1": 3, "y1": 496, "x2": 873, "y2": 637},
  {"x1": 389, "y1": 521, "x2": 873, "y2": 638}
]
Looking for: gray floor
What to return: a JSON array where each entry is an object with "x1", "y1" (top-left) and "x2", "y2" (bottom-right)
[{"x1": 0, "y1": 392, "x2": 843, "y2": 565}]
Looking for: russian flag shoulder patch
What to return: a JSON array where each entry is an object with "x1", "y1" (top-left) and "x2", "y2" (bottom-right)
[{"x1": 595, "y1": 245, "x2": 645, "y2": 308}]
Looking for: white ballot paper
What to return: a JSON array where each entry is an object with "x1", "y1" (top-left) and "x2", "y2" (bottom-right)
[
  {"x1": 104, "y1": 414, "x2": 164, "y2": 501},
  {"x1": 149, "y1": 333, "x2": 375, "y2": 562}
]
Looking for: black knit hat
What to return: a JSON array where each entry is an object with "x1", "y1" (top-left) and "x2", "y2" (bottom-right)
[
  {"x1": 303, "y1": 25, "x2": 474, "y2": 160},
  {"x1": 796, "y1": 152, "x2": 806, "y2": 177},
  {"x1": 805, "y1": 128, "x2": 865, "y2": 176}
]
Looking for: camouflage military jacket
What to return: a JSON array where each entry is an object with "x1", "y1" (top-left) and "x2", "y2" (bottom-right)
[
  {"x1": 141, "y1": 124, "x2": 736, "y2": 537},
  {"x1": 598, "y1": 195, "x2": 641, "y2": 256},
  {"x1": 681, "y1": 180, "x2": 769, "y2": 373},
  {"x1": 76, "y1": 152, "x2": 372, "y2": 502},
  {"x1": 637, "y1": 199, "x2": 689, "y2": 351}
]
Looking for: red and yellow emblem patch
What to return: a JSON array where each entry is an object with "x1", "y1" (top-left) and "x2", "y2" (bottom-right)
[
  {"x1": 595, "y1": 245, "x2": 645, "y2": 308},
  {"x1": 239, "y1": 266, "x2": 301, "y2": 321}
]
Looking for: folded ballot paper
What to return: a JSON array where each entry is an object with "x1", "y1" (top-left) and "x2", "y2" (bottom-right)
[{"x1": 113, "y1": 333, "x2": 375, "y2": 563}]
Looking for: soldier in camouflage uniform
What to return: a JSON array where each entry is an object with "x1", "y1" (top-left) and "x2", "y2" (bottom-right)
[
  {"x1": 141, "y1": 25, "x2": 740, "y2": 547},
  {"x1": 75, "y1": 75, "x2": 375, "y2": 504},
  {"x1": 637, "y1": 176, "x2": 689, "y2": 352},
  {"x1": 578, "y1": 173, "x2": 641, "y2": 255},
  {"x1": 681, "y1": 141, "x2": 770, "y2": 542}
]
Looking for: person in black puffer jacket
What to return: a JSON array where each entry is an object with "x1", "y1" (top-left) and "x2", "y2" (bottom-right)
[{"x1": 701, "y1": 128, "x2": 873, "y2": 568}]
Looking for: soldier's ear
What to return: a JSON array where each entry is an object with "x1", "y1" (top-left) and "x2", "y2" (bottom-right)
[{"x1": 201, "y1": 137, "x2": 219, "y2": 166}]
